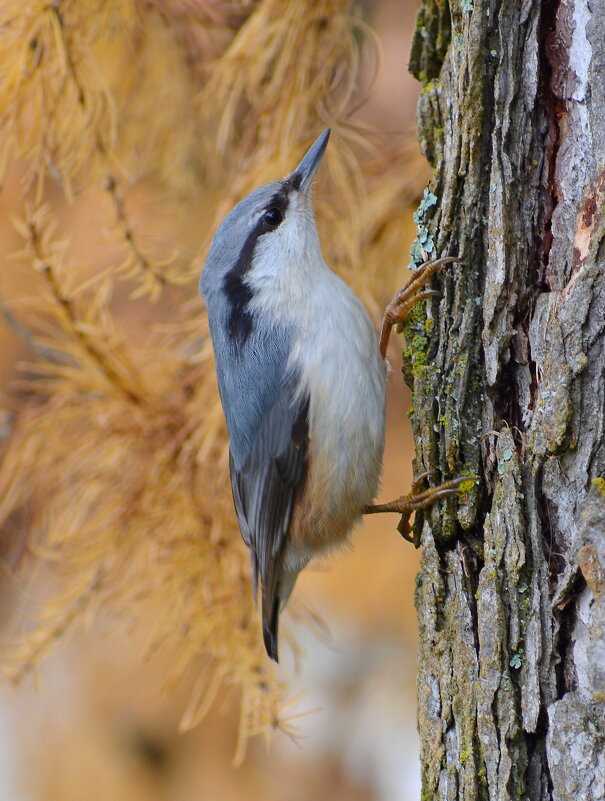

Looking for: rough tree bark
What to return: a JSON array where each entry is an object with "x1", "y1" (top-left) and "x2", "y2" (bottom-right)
[{"x1": 405, "y1": 1, "x2": 605, "y2": 799}]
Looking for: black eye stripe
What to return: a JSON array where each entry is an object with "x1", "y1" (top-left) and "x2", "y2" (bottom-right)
[
  {"x1": 222, "y1": 180, "x2": 294, "y2": 346},
  {"x1": 259, "y1": 185, "x2": 289, "y2": 231}
]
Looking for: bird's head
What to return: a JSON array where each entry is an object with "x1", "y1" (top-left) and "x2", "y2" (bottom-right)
[{"x1": 200, "y1": 128, "x2": 331, "y2": 302}]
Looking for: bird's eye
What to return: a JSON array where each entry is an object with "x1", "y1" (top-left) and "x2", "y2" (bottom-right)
[{"x1": 262, "y1": 207, "x2": 283, "y2": 228}]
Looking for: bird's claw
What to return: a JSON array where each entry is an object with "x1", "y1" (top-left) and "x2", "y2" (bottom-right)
[
  {"x1": 395, "y1": 475, "x2": 470, "y2": 547},
  {"x1": 364, "y1": 474, "x2": 473, "y2": 549},
  {"x1": 379, "y1": 256, "x2": 460, "y2": 358}
]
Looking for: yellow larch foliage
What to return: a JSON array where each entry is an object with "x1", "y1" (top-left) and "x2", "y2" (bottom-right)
[{"x1": 0, "y1": 0, "x2": 425, "y2": 753}]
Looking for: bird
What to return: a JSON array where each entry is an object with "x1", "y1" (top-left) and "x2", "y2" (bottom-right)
[{"x1": 200, "y1": 129, "x2": 465, "y2": 661}]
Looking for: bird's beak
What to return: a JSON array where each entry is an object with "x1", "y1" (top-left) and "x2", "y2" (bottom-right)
[{"x1": 294, "y1": 128, "x2": 331, "y2": 193}]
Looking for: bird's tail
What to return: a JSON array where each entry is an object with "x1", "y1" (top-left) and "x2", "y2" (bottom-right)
[
  {"x1": 261, "y1": 567, "x2": 301, "y2": 662},
  {"x1": 262, "y1": 591, "x2": 280, "y2": 662}
]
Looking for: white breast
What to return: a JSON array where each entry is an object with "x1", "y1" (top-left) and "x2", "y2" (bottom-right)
[
  {"x1": 292, "y1": 268, "x2": 386, "y2": 544},
  {"x1": 249, "y1": 253, "x2": 386, "y2": 562}
]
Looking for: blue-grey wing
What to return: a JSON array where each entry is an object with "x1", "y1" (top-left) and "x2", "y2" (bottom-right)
[
  {"x1": 228, "y1": 376, "x2": 309, "y2": 659},
  {"x1": 201, "y1": 284, "x2": 307, "y2": 657}
]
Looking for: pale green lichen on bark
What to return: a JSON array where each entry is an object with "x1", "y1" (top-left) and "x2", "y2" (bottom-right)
[
  {"x1": 404, "y1": 0, "x2": 491, "y2": 541},
  {"x1": 417, "y1": 430, "x2": 538, "y2": 801},
  {"x1": 409, "y1": 0, "x2": 452, "y2": 85},
  {"x1": 417, "y1": 79, "x2": 444, "y2": 168}
]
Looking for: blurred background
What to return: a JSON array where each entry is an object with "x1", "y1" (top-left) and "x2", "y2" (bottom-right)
[{"x1": 0, "y1": 1, "x2": 430, "y2": 799}]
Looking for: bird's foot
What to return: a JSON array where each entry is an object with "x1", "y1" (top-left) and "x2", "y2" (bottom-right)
[
  {"x1": 364, "y1": 472, "x2": 471, "y2": 548},
  {"x1": 379, "y1": 256, "x2": 460, "y2": 358}
]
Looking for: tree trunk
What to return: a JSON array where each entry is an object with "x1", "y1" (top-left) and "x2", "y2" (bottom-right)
[{"x1": 406, "y1": 1, "x2": 605, "y2": 799}]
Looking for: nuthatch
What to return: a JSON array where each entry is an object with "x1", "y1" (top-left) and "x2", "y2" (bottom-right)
[{"x1": 201, "y1": 129, "x2": 465, "y2": 660}]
